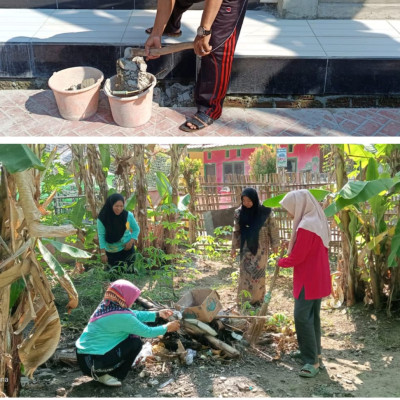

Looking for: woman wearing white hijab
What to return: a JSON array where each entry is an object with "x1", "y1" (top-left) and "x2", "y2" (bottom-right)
[{"x1": 278, "y1": 190, "x2": 331, "y2": 378}]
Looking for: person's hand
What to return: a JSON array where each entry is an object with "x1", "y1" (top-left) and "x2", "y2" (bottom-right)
[
  {"x1": 159, "y1": 309, "x2": 174, "y2": 319},
  {"x1": 124, "y1": 239, "x2": 135, "y2": 251},
  {"x1": 145, "y1": 35, "x2": 162, "y2": 60},
  {"x1": 101, "y1": 254, "x2": 108, "y2": 264},
  {"x1": 231, "y1": 249, "x2": 237, "y2": 258},
  {"x1": 194, "y1": 35, "x2": 212, "y2": 57},
  {"x1": 166, "y1": 320, "x2": 180, "y2": 332}
]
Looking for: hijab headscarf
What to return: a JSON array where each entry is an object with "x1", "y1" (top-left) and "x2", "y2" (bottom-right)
[
  {"x1": 279, "y1": 189, "x2": 331, "y2": 254},
  {"x1": 98, "y1": 193, "x2": 128, "y2": 243},
  {"x1": 239, "y1": 187, "x2": 272, "y2": 255},
  {"x1": 89, "y1": 279, "x2": 141, "y2": 322}
]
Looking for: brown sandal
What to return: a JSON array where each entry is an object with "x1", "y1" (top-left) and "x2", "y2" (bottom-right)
[
  {"x1": 179, "y1": 111, "x2": 214, "y2": 132},
  {"x1": 145, "y1": 27, "x2": 182, "y2": 37}
]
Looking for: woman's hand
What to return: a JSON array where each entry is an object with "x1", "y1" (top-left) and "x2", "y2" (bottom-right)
[
  {"x1": 159, "y1": 309, "x2": 174, "y2": 319},
  {"x1": 166, "y1": 320, "x2": 180, "y2": 332},
  {"x1": 101, "y1": 253, "x2": 108, "y2": 264},
  {"x1": 231, "y1": 249, "x2": 237, "y2": 258},
  {"x1": 125, "y1": 238, "x2": 135, "y2": 251}
]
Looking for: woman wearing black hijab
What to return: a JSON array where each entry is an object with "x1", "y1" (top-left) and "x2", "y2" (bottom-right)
[
  {"x1": 97, "y1": 193, "x2": 140, "y2": 270},
  {"x1": 231, "y1": 188, "x2": 280, "y2": 306}
]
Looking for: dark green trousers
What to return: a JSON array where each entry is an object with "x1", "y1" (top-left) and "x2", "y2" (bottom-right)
[{"x1": 294, "y1": 287, "x2": 322, "y2": 365}]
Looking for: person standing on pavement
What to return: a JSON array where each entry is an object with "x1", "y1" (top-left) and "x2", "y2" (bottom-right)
[
  {"x1": 231, "y1": 188, "x2": 280, "y2": 306},
  {"x1": 144, "y1": 0, "x2": 248, "y2": 132},
  {"x1": 75, "y1": 279, "x2": 180, "y2": 387},
  {"x1": 97, "y1": 193, "x2": 140, "y2": 272},
  {"x1": 277, "y1": 189, "x2": 331, "y2": 378}
]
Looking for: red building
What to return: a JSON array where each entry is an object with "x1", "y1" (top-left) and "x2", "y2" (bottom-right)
[
  {"x1": 188, "y1": 144, "x2": 322, "y2": 181},
  {"x1": 278, "y1": 144, "x2": 321, "y2": 172},
  {"x1": 188, "y1": 144, "x2": 257, "y2": 182}
]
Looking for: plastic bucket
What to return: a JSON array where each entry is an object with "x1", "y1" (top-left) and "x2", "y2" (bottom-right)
[
  {"x1": 48, "y1": 66, "x2": 104, "y2": 121},
  {"x1": 104, "y1": 73, "x2": 156, "y2": 128}
]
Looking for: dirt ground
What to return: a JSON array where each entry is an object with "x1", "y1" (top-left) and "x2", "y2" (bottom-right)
[{"x1": 20, "y1": 260, "x2": 400, "y2": 398}]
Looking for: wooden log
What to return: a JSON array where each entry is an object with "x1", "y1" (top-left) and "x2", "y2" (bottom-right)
[
  {"x1": 51, "y1": 349, "x2": 78, "y2": 367},
  {"x1": 182, "y1": 320, "x2": 206, "y2": 336},
  {"x1": 136, "y1": 296, "x2": 158, "y2": 310},
  {"x1": 183, "y1": 319, "x2": 217, "y2": 336},
  {"x1": 205, "y1": 335, "x2": 240, "y2": 358}
]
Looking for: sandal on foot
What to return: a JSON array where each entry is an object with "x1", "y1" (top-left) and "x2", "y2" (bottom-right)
[
  {"x1": 145, "y1": 27, "x2": 182, "y2": 37},
  {"x1": 318, "y1": 357, "x2": 326, "y2": 370},
  {"x1": 299, "y1": 363, "x2": 320, "y2": 378},
  {"x1": 179, "y1": 111, "x2": 214, "y2": 132},
  {"x1": 96, "y1": 374, "x2": 122, "y2": 387}
]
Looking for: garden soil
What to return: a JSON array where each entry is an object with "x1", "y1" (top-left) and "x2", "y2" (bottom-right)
[{"x1": 20, "y1": 260, "x2": 400, "y2": 398}]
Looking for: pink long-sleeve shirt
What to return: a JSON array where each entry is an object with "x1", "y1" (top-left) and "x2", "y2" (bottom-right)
[{"x1": 278, "y1": 228, "x2": 331, "y2": 300}]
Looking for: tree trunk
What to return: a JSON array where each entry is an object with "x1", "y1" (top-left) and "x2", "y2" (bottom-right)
[
  {"x1": 133, "y1": 145, "x2": 148, "y2": 251},
  {"x1": 87, "y1": 144, "x2": 108, "y2": 208},
  {"x1": 180, "y1": 157, "x2": 200, "y2": 244},
  {"x1": 70, "y1": 145, "x2": 97, "y2": 218},
  {"x1": 0, "y1": 287, "x2": 10, "y2": 396},
  {"x1": 368, "y1": 243, "x2": 381, "y2": 309},
  {"x1": 165, "y1": 145, "x2": 186, "y2": 254},
  {"x1": 333, "y1": 145, "x2": 356, "y2": 306},
  {"x1": 113, "y1": 145, "x2": 134, "y2": 198}
]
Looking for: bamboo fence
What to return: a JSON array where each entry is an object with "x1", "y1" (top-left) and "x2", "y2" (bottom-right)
[{"x1": 195, "y1": 172, "x2": 341, "y2": 257}]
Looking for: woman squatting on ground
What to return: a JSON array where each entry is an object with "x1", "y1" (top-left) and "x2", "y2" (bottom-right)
[
  {"x1": 97, "y1": 193, "x2": 140, "y2": 271},
  {"x1": 75, "y1": 279, "x2": 180, "y2": 387}
]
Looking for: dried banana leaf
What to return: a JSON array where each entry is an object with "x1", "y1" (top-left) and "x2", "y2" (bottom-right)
[
  {"x1": 36, "y1": 241, "x2": 79, "y2": 312},
  {"x1": 18, "y1": 304, "x2": 61, "y2": 379},
  {"x1": 0, "y1": 258, "x2": 31, "y2": 289}
]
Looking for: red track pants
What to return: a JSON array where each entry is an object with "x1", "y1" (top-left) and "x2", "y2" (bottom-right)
[{"x1": 165, "y1": 0, "x2": 248, "y2": 120}]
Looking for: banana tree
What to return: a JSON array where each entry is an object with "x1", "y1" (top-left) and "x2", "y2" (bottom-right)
[
  {"x1": 166, "y1": 145, "x2": 187, "y2": 254},
  {"x1": 264, "y1": 156, "x2": 400, "y2": 311},
  {"x1": 180, "y1": 157, "x2": 202, "y2": 243},
  {"x1": 132, "y1": 145, "x2": 148, "y2": 251},
  {"x1": 0, "y1": 145, "x2": 90, "y2": 396},
  {"x1": 324, "y1": 165, "x2": 400, "y2": 313},
  {"x1": 144, "y1": 171, "x2": 191, "y2": 253}
]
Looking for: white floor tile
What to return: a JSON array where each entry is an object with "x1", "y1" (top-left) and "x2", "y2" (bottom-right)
[
  {"x1": 308, "y1": 20, "x2": 400, "y2": 37},
  {"x1": 388, "y1": 21, "x2": 400, "y2": 35},
  {"x1": 0, "y1": 8, "x2": 399, "y2": 59}
]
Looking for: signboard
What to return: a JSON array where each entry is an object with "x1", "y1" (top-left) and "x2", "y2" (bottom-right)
[{"x1": 276, "y1": 147, "x2": 287, "y2": 168}]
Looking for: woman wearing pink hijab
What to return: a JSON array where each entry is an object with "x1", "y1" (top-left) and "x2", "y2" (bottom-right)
[
  {"x1": 75, "y1": 280, "x2": 180, "y2": 387},
  {"x1": 278, "y1": 190, "x2": 331, "y2": 378}
]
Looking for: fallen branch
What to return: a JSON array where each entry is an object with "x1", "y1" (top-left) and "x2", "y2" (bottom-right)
[
  {"x1": 215, "y1": 315, "x2": 270, "y2": 319},
  {"x1": 250, "y1": 346, "x2": 293, "y2": 371}
]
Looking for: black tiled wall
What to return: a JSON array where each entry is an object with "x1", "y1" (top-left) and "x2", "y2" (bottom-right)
[{"x1": 0, "y1": 0, "x2": 259, "y2": 9}]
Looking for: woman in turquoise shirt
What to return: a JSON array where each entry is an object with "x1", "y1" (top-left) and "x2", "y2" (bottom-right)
[
  {"x1": 76, "y1": 279, "x2": 180, "y2": 387},
  {"x1": 97, "y1": 193, "x2": 140, "y2": 270}
]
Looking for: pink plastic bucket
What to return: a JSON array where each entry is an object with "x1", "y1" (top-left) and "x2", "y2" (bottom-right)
[
  {"x1": 104, "y1": 73, "x2": 156, "y2": 128},
  {"x1": 48, "y1": 66, "x2": 104, "y2": 121}
]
